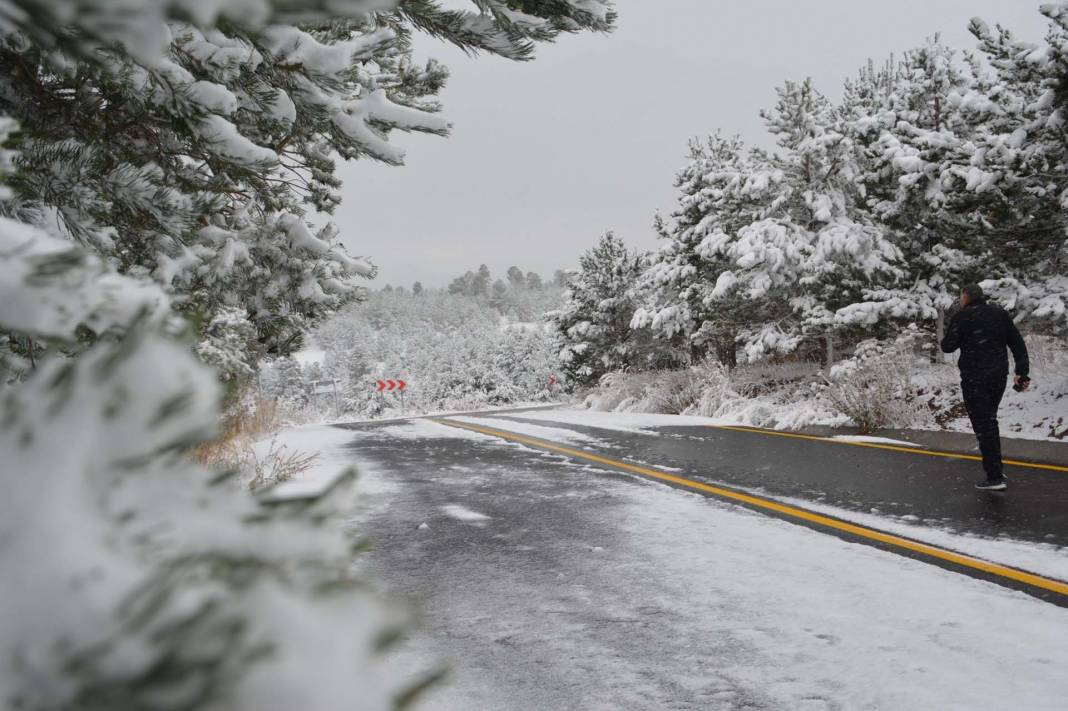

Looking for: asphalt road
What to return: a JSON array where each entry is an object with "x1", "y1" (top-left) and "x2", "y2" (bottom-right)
[
  {"x1": 336, "y1": 410, "x2": 1068, "y2": 709},
  {"x1": 478, "y1": 413, "x2": 1068, "y2": 548}
]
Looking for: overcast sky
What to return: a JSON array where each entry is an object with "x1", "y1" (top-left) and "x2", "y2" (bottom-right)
[{"x1": 336, "y1": 0, "x2": 1049, "y2": 289}]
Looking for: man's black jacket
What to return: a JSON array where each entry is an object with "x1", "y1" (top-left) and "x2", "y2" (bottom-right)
[{"x1": 940, "y1": 298, "x2": 1029, "y2": 379}]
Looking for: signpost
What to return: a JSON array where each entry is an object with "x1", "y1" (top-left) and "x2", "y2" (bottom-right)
[
  {"x1": 312, "y1": 379, "x2": 340, "y2": 417},
  {"x1": 374, "y1": 379, "x2": 408, "y2": 413}
]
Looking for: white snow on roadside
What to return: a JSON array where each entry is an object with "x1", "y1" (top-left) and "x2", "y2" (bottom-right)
[
  {"x1": 255, "y1": 424, "x2": 357, "y2": 501},
  {"x1": 616, "y1": 479, "x2": 1068, "y2": 710},
  {"x1": 441, "y1": 504, "x2": 491, "y2": 522},
  {"x1": 830, "y1": 434, "x2": 922, "y2": 446}
]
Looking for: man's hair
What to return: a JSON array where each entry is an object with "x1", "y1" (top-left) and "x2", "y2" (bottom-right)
[{"x1": 961, "y1": 283, "x2": 985, "y2": 303}]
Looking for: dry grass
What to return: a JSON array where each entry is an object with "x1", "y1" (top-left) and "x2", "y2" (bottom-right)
[
  {"x1": 192, "y1": 397, "x2": 320, "y2": 490},
  {"x1": 192, "y1": 397, "x2": 282, "y2": 470}
]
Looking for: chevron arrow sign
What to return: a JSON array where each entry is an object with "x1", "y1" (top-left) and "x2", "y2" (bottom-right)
[{"x1": 375, "y1": 379, "x2": 407, "y2": 392}]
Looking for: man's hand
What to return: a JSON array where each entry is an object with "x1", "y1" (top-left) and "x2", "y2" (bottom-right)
[{"x1": 1013, "y1": 375, "x2": 1031, "y2": 392}]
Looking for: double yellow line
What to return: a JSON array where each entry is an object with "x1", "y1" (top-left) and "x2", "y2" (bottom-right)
[
  {"x1": 433, "y1": 418, "x2": 1068, "y2": 600},
  {"x1": 709, "y1": 424, "x2": 1068, "y2": 473}
]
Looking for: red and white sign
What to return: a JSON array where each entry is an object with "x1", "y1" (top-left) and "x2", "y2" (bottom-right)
[{"x1": 375, "y1": 379, "x2": 407, "y2": 392}]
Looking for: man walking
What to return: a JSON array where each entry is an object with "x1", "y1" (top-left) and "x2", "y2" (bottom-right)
[{"x1": 941, "y1": 284, "x2": 1030, "y2": 491}]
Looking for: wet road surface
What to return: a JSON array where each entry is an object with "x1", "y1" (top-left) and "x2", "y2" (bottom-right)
[{"x1": 336, "y1": 412, "x2": 1068, "y2": 710}]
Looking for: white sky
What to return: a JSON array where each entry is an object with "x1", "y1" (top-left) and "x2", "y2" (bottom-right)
[{"x1": 335, "y1": 0, "x2": 1050, "y2": 288}]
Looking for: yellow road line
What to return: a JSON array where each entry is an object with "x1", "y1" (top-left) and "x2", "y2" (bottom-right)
[
  {"x1": 709, "y1": 425, "x2": 1068, "y2": 473},
  {"x1": 433, "y1": 418, "x2": 1068, "y2": 598}
]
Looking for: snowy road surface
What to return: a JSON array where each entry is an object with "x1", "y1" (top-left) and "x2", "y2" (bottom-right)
[{"x1": 330, "y1": 411, "x2": 1068, "y2": 710}]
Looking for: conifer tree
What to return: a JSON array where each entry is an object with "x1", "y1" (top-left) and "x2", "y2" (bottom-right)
[
  {"x1": 1, "y1": 0, "x2": 617, "y2": 368},
  {"x1": 837, "y1": 38, "x2": 981, "y2": 351},
  {"x1": 957, "y1": 10, "x2": 1068, "y2": 333},
  {"x1": 553, "y1": 231, "x2": 677, "y2": 383},
  {"x1": 507, "y1": 265, "x2": 526, "y2": 287},
  {"x1": 633, "y1": 134, "x2": 777, "y2": 365}
]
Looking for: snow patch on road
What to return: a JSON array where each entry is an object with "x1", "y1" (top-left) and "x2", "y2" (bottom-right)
[
  {"x1": 370, "y1": 419, "x2": 497, "y2": 442},
  {"x1": 513, "y1": 408, "x2": 723, "y2": 435},
  {"x1": 830, "y1": 434, "x2": 922, "y2": 446},
  {"x1": 441, "y1": 504, "x2": 491, "y2": 522},
  {"x1": 450, "y1": 415, "x2": 607, "y2": 446}
]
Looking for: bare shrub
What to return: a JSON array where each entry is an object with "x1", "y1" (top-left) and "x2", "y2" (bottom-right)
[
  {"x1": 246, "y1": 438, "x2": 319, "y2": 492},
  {"x1": 824, "y1": 335, "x2": 921, "y2": 433},
  {"x1": 730, "y1": 360, "x2": 821, "y2": 398},
  {"x1": 635, "y1": 368, "x2": 706, "y2": 413},
  {"x1": 583, "y1": 370, "x2": 652, "y2": 411},
  {"x1": 1027, "y1": 334, "x2": 1068, "y2": 378}
]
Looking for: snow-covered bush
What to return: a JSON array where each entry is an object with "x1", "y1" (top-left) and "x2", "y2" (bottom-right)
[
  {"x1": 1028, "y1": 334, "x2": 1068, "y2": 379},
  {"x1": 245, "y1": 437, "x2": 320, "y2": 491},
  {"x1": 617, "y1": 360, "x2": 731, "y2": 415},
  {"x1": 824, "y1": 333, "x2": 922, "y2": 433}
]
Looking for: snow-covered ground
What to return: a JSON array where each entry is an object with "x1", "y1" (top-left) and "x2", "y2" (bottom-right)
[{"x1": 253, "y1": 424, "x2": 359, "y2": 501}]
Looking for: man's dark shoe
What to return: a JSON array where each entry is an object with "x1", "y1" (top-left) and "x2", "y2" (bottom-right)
[{"x1": 975, "y1": 478, "x2": 1007, "y2": 491}]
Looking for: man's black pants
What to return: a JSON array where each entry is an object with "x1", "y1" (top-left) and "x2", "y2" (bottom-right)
[{"x1": 960, "y1": 373, "x2": 1008, "y2": 481}]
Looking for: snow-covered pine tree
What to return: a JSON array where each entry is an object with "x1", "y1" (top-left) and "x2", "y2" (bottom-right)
[
  {"x1": 491, "y1": 277, "x2": 509, "y2": 307},
  {"x1": 0, "y1": 144, "x2": 422, "y2": 711},
  {"x1": 836, "y1": 38, "x2": 981, "y2": 352},
  {"x1": 633, "y1": 134, "x2": 773, "y2": 366},
  {"x1": 270, "y1": 355, "x2": 311, "y2": 408},
  {"x1": 553, "y1": 231, "x2": 676, "y2": 384},
  {"x1": 507, "y1": 265, "x2": 526, "y2": 287},
  {"x1": 449, "y1": 269, "x2": 476, "y2": 295},
  {"x1": 1, "y1": 0, "x2": 617, "y2": 370},
  {"x1": 472, "y1": 263, "x2": 493, "y2": 297},
  {"x1": 756, "y1": 78, "x2": 901, "y2": 364},
  {"x1": 958, "y1": 8, "x2": 1068, "y2": 333},
  {"x1": 1, "y1": 15, "x2": 440, "y2": 369}
]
